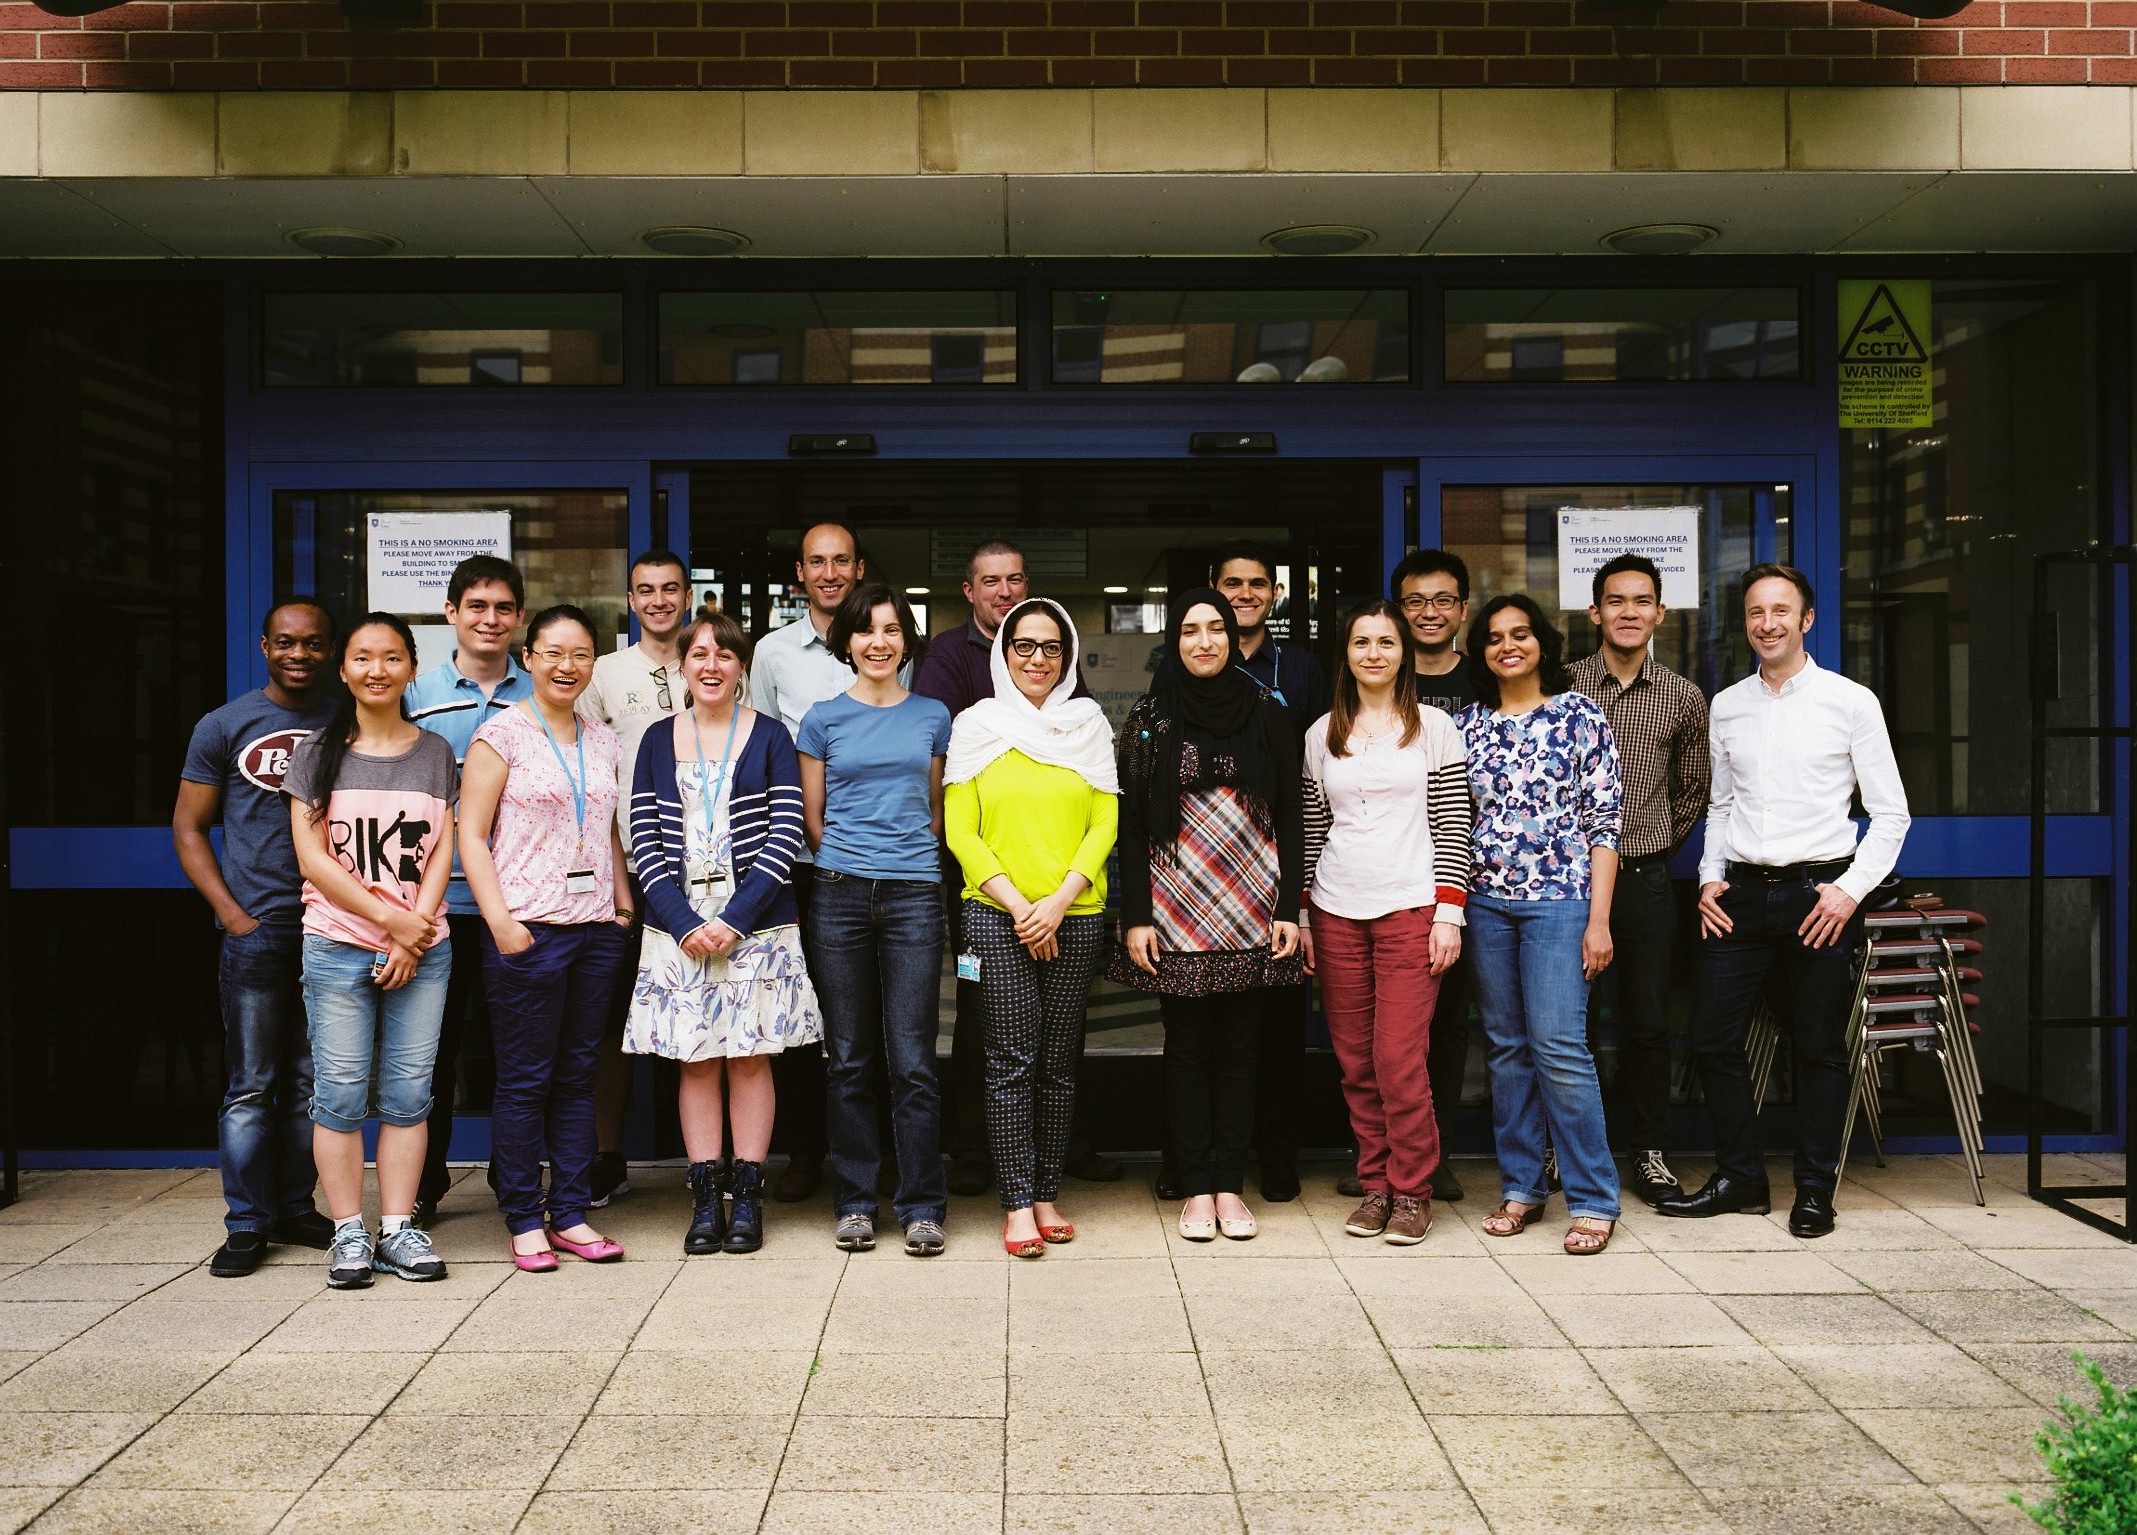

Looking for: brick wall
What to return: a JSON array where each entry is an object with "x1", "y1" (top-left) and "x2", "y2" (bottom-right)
[{"x1": 3, "y1": 0, "x2": 2131, "y2": 92}]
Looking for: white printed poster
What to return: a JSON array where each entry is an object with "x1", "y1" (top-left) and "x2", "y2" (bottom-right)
[
  {"x1": 1555, "y1": 508, "x2": 1700, "y2": 613},
  {"x1": 367, "y1": 511, "x2": 514, "y2": 614}
]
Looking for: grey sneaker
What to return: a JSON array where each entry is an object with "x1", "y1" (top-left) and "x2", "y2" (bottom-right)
[
  {"x1": 372, "y1": 1225, "x2": 447, "y2": 1282},
  {"x1": 902, "y1": 1218, "x2": 946, "y2": 1257},
  {"x1": 327, "y1": 1225, "x2": 375, "y2": 1290},
  {"x1": 834, "y1": 1212, "x2": 875, "y2": 1252}
]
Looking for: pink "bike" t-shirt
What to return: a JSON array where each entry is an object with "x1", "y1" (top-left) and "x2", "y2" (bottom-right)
[
  {"x1": 283, "y1": 729, "x2": 459, "y2": 953},
  {"x1": 473, "y1": 704, "x2": 623, "y2": 926}
]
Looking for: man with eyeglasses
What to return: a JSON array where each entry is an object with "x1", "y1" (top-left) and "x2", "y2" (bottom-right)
[
  {"x1": 405, "y1": 554, "x2": 533, "y2": 1229},
  {"x1": 752, "y1": 521, "x2": 875, "y2": 1202},
  {"x1": 579, "y1": 550, "x2": 695, "y2": 1209},
  {"x1": 1373, "y1": 548, "x2": 1479, "y2": 1204},
  {"x1": 914, "y1": 540, "x2": 1115, "y2": 1197},
  {"x1": 1149, "y1": 540, "x2": 1331, "y2": 1204}
]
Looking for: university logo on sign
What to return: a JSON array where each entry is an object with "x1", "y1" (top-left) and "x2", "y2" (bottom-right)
[
  {"x1": 1837, "y1": 280, "x2": 1933, "y2": 430},
  {"x1": 237, "y1": 729, "x2": 313, "y2": 792}
]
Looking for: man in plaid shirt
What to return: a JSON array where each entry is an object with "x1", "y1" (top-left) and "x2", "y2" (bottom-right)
[{"x1": 1570, "y1": 553, "x2": 1711, "y2": 1206}]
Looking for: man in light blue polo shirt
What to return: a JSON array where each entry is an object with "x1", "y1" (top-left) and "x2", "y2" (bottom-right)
[{"x1": 403, "y1": 553, "x2": 531, "y2": 1228}]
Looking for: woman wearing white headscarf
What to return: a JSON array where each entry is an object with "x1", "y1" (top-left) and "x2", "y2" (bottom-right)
[{"x1": 944, "y1": 598, "x2": 1119, "y2": 1259}]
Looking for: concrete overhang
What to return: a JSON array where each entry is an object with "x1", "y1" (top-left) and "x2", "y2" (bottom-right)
[{"x1": 2, "y1": 86, "x2": 2134, "y2": 258}]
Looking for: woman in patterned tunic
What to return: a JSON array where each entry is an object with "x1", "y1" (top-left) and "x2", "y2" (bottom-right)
[
  {"x1": 1455, "y1": 594, "x2": 1625, "y2": 1256},
  {"x1": 1109, "y1": 590, "x2": 1304, "y2": 1243},
  {"x1": 627, "y1": 611, "x2": 822, "y2": 1256}
]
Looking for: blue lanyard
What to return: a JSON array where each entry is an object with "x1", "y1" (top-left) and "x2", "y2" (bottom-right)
[
  {"x1": 689, "y1": 706, "x2": 741, "y2": 844},
  {"x1": 1245, "y1": 642, "x2": 1287, "y2": 709},
  {"x1": 531, "y1": 706, "x2": 588, "y2": 847}
]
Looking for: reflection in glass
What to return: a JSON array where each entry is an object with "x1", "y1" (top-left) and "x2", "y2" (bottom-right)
[
  {"x1": 658, "y1": 292, "x2": 1017, "y2": 384},
  {"x1": 1049, "y1": 290, "x2": 1409, "y2": 383},
  {"x1": 1445, "y1": 288, "x2": 1800, "y2": 382},
  {"x1": 1441, "y1": 484, "x2": 1789, "y2": 698},
  {"x1": 1841, "y1": 279, "x2": 2103, "y2": 816},
  {"x1": 263, "y1": 292, "x2": 624, "y2": 386}
]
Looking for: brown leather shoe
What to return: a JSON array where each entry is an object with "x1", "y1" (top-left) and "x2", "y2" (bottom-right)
[
  {"x1": 1343, "y1": 1191, "x2": 1392, "y2": 1237},
  {"x1": 1383, "y1": 1194, "x2": 1433, "y2": 1246}
]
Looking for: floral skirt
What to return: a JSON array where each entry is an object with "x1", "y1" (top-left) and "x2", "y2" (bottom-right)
[{"x1": 626, "y1": 922, "x2": 823, "y2": 1062}]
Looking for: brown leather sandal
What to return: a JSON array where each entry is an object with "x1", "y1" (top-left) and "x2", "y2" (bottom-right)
[
  {"x1": 1481, "y1": 1200, "x2": 1543, "y2": 1238},
  {"x1": 1563, "y1": 1216, "x2": 1614, "y2": 1255}
]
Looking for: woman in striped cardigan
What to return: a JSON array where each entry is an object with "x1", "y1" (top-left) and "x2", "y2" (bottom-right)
[{"x1": 626, "y1": 611, "x2": 822, "y2": 1255}]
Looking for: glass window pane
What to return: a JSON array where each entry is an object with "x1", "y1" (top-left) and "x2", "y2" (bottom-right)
[
  {"x1": 262, "y1": 292, "x2": 624, "y2": 387},
  {"x1": 657, "y1": 292, "x2": 1017, "y2": 384},
  {"x1": 1445, "y1": 288, "x2": 1801, "y2": 382},
  {"x1": 1441, "y1": 484, "x2": 1789, "y2": 697},
  {"x1": 1049, "y1": 290, "x2": 1409, "y2": 383},
  {"x1": 1840, "y1": 278, "x2": 2103, "y2": 815},
  {"x1": 1, "y1": 281, "x2": 224, "y2": 827}
]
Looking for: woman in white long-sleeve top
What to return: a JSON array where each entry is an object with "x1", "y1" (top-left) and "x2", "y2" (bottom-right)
[{"x1": 627, "y1": 611, "x2": 822, "y2": 1255}]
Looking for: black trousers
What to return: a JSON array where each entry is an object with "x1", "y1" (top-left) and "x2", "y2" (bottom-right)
[
  {"x1": 1253, "y1": 982, "x2": 1308, "y2": 1173},
  {"x1": 1163, "y1": 989, "x2": 1265, "y2": 1197},
  {"x1": 418, "y1": 912, "x2": 493, "y2": 1207},
  {"x1": 1588, "y1": 853, "x2": 1678, "y2": 1153},
  {"x1": 1424, "y1": 949, "x2": 1473, "y2": 1130},
  {"x1": 1689, "y1": 874, "x2": 1863, "y2": 1192},
  {"x1": 770, "y1": 864, "x2": 828, "y2": 1163}
]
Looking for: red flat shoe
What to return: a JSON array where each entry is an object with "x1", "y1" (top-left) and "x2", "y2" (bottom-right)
[
  {"x1": 1002, "y1": 1220, "x2": 1046, "y2": 1259},
  {"x1": 547, "y1": 1228, "x2": 625, "y2": 1263},
  {"x1": 509, "y1": 1241, "x2": 558, "y2": 1273},
  {"x1": 1038, "y1": 1222, "x2": 1075, "y2": 1244}
]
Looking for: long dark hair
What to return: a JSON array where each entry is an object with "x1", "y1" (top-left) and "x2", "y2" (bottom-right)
[
  {"x1": 1465, "y1": 593, "x2": 1574, "y2": 709},
  {"x1": 1326, "y1": 600, "x2": 1421, "y2": 759},
  {"x1": 304, "y1": 612, "x2": 418, "y2": 824}
]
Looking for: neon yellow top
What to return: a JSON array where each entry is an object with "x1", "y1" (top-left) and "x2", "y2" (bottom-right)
[{"x1": 944, "y1": 750, "x2": 1118, "y2": 915}]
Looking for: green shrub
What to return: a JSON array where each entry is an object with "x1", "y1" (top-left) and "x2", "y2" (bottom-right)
[{"x1": 2012, "y1": 1352, "x2": 2137, "y2": 1535}]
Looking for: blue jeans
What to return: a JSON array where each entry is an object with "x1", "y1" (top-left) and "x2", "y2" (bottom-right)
[
  {"x1": 810, "y1": 872, "x2": 948, "y2": 1224},
  {"x1": 216, "y1": 915, "x2": 320, "y2": 1237},
  {"x1": 1467, "y1": 894, "x2": 1622, "y2": 1221},
  {"x1": 301, "y1": 935, "x2": 452, "y2": 1132},
  {"x1": 482, "y1": 921, "x2": 629, "y2": 1237}
]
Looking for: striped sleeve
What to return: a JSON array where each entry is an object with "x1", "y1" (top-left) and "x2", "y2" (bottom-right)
[
  {"x1": 1425, "y1": 715, "x2": 1473, "y2": 919},
  {"x1": 630, "y1": 750, "x2": 702, "y2": 943},
  {"x1": 1297, "y1": 719, "x2": 1331, "y2": 915}
]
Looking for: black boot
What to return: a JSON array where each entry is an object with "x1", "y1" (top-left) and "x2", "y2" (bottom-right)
[
  {"x1": 684, "y1": 1159, "x2": 727, "y2": 1255},
  {"x1": 723, "y1": 1159, "x2": 765, "y2": 1254}
]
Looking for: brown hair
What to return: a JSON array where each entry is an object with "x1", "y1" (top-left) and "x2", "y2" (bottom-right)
[
  {"x1": 1326, "y1": 600, "x2": 1422, "y2": 759},
  {"x1": 679, "y1": 609, "x2": 753, "y2": 671},
  {"x1": 1741, "y1": 561, "x2": 1814, "y2": 610}
]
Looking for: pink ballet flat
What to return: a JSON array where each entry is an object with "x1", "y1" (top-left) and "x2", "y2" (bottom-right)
[
  {"x1": 547, "y1": 1228, "x2": 625, "y2": 1263},
  {"x1": 509, "y1": 1242, "x2": 558, "y2": 1273}
]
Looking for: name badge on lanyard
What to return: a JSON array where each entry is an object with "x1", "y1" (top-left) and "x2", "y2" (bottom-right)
[
  {"x1": 534, "y1": 707, "x2": 597, "y2": 903},
  {"x1": 689, "y1": 703, "x2": 742, "y2": 907}
]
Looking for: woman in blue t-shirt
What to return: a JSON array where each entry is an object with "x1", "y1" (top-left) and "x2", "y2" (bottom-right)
[{"x1": 798, "y1": 583, "x2": 955, "y2": 1257}]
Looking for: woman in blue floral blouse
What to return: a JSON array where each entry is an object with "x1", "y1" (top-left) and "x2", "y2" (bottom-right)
[{"x1": 1456, "y1": 593, "x2": 1625, "y2": 1255}]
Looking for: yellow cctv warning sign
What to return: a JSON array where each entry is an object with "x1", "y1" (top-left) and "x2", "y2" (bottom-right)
[{"x1": 1838, "y1": 280, "x2": 1932, "y2": 429}]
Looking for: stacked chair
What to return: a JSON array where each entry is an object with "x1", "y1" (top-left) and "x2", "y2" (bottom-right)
[{"x1": 1740, "y1": 897, "x2": 1990, "y2": 1205}]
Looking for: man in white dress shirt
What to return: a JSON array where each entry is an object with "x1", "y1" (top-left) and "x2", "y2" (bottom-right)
[{"x1": 1658, "y1": 563, "x2": 1909, "y2": 1238}]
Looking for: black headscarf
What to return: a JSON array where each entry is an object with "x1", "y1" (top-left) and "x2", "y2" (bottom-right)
[{"x1": 1138, "y1": 588, "x2": 1287, "y2": 849}]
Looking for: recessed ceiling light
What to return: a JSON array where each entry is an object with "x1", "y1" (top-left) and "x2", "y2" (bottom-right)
[
  {"x1": 1262, "y1": 224, "x2": 1375, "y2": 256},
  {"x1": 286, "y1": 226, "x2": 401, "y2": 257},
  {"x1": 1601, "y1": 223, "x2": 1719, "y2": 256},
  {"x1": 1103, "y1": 586, "x2": 1129, "y2": 594},
  {"x1": 639, "y1": 225, "x2": 750, "y2": 257},
  {"x1": 1146, "y1": 586, "x2": 1166, "y2": 593},
  {"x1": 904, "y1": 586, "x2": 929, "y2": 595}
]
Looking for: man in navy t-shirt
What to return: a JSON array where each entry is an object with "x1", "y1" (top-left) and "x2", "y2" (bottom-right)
[{"x1": 174, "y1": 600, "x2": 340, "y2": 1278}]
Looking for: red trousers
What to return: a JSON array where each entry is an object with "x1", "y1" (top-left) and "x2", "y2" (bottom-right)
[{"x1": 1311, "y1": 903, "x2": 1444, "y2": 1199}]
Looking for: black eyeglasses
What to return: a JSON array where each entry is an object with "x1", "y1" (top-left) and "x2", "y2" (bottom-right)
[{"x1": 1008, "y1": 639, "x2": 1064, "y2": 659}]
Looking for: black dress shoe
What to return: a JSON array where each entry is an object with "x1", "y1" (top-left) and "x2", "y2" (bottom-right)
[
  {"x1": 1654, "y1": 1172, "x2": 1773, "y2": 1219},
  {"x1": 1335, "y1": 1165, "x2": 1364, "y2": 1199},
  {"x1": 1428, "y1": 1161, "x2": 1466, "y2": 1203},
  {"x1": 1062, "y1": 1147, "x2": 1124, "y2": 1183},
  {"x1": 270, "y1": 1210, "x2": 336, "y2": 1250},
  {"x1": 209, "y1": 1231, "x2": 268, "y2": 1278},
  {"x1": 1153, "y1": 1166, "x2": 1184, "y2": 1202},
  {"x1": 946, "y1": 1156, "x2": 993, "y2": 1197},
  {"x1": 1789, "y1": 1187, "x2": 1836, "y2": 1239},
  {"x1": 1258, "y1": 1164, "x2": 1301, "y2": 1203}
]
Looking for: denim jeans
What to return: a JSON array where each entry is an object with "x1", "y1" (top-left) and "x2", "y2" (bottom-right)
[
  {"x1": 482, "y1": 921, "x2": 629, "y2": 1237},
  {"x1": 216, "y1": 915, "x2": 320, "y2": 1236},
  {"x1": 1689, "y1": 873, "x2": 1864, "y2": 1193},
  {"x1": 810, "y1": 872, "x2": 948, "y2": 1224},
  {"x1": 1467, "y1": 894, "x2": 1622, "y2": 1221},
  {"x1": 301, "y1": 934, "x2": 452, "y2": 1132}
]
